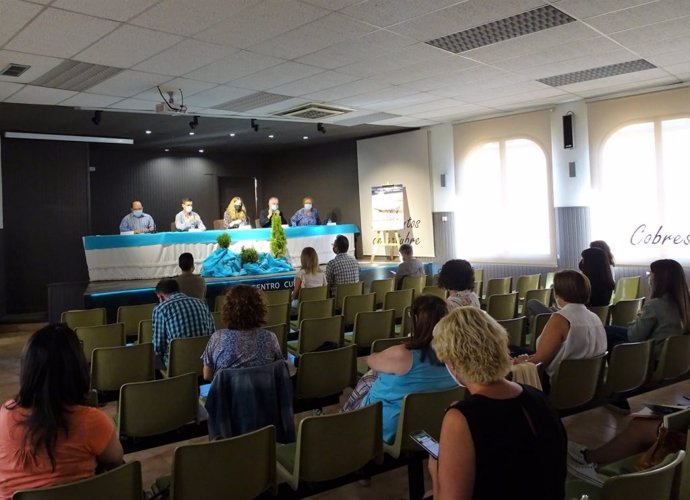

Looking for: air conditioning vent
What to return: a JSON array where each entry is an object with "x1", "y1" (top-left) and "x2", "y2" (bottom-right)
[
  {"x1": 273, "y1": 103, "x2": 352, "y2": 120},
  {"x1": 31, "y1": 60, "x2": 123, "y2": 92},
  {"x1": 1, "y1": 64, "x2": 31, "y2": 77}
]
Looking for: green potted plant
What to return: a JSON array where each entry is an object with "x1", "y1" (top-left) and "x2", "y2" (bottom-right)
[
  {"x1": 270, "y1": 213, "x2": 287, "y2": 258},
  {"x1": 240, "y1": 246, "x2": 259, "y2": 265},
  {"x1": 216, "y1": 232, "x2": 231, "y2": 249}
]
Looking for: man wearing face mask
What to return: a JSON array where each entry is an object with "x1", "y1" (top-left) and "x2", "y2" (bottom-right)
[
  {"x1": 119, "y1": 200, "x2": 156, "y2": 234},
  {"x1": 175, "y1": 197, "x2": 206, "y2": 231},
  {"x1": 259, "y1": 196, "x2": 287, "y2": 228},
  {"x1": 290, "y1": 196, "x2": 321, "y2": 227}
]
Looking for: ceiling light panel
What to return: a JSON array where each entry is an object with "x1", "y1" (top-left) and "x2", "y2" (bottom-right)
[
  {"x1": 426, "y1": 5, "x2": 575, "y2": 54},
  {"x1": 31, "y1": 60, "x2": 123, "y2": 92},
  {"x1": 537, "y1": 59, "x2": 657, "y2": 87}
]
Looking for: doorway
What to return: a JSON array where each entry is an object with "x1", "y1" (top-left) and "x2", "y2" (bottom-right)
[{"x1": 218, "y1": 176, "x2": 258, "y2": 227}]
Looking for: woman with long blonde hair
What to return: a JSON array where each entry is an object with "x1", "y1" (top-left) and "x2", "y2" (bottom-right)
[
  {"x1": 223, "y1": 196, "x2": 249, "y2": 229},
  {"x1": 291, "y1": 247, "x2": 327, "y2": 303}
]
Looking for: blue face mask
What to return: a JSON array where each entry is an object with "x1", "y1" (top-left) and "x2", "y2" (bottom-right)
[
  {"x1": 304, "y1": 203, "x2": 312, "y2": 210},
  {"x1": 132, "y1": 209, "x2": 143, "y2": 217}
]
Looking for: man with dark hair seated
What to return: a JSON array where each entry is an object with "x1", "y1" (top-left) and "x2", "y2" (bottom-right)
[
  {"x1": 325, "y1": 234, "x2": 360, "y2": 296},
  {"x1": 175, "y1": 252, "x2": 206, "y2": 299},
  {"x1": 152, "y1": 278, "x2": 214, "y2": 369}
]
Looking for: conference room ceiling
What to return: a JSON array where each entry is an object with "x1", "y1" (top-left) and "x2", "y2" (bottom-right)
[{"x1": 0, "y1": 0, "x2": 689, "y2": 141}]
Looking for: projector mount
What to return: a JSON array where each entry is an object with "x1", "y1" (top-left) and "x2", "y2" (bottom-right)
[{"x1": 156, "y1": 86, "x2": 187, "y2": 114}]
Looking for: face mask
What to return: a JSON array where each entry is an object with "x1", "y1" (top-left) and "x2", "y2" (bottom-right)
[
  {"x1": 185, "y1": 206, "x2": 193, "y2": 213},
  {"x1": 553, "y1": 296, "x2": 563, "y2": 310},
  {"x1": 304, "y1": 203, "x2": 312, "y2": 210},
  {"x1": 445, "y1": 364, "x2": 462, "y2": 386},
  {"x1": 132, "y1": 209, "x2": 143, "y2": 217},
  {"x1": 234, "y1": 204, "x2": 242, "y2": 210},
  {"x1": 271, "y1": 204, "x2": 279, "y2": 211}
]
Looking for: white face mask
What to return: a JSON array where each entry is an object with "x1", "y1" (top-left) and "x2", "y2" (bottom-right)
[
  {"x1": 304, "y1": 203, "x2": 312, "y2": 211},
  {"x1": 445, "y1": 364, "x2": 462, "y2": 386},
  {"x1": 132, "y1": 209, "x2": 143, "y2": 217},
  {"x1": 553, "y1": 296, "x2": 563, "y2": 310},
  {"x1": 271, "y1": 204, "x2": 279, "y2": 211},
  {"x1": 184, "y1": 205, "x2": 193, "y2": 213}
]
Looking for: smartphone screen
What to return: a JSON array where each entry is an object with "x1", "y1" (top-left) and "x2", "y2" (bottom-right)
[{"x1": 410, "y1": 430, "x2": 439, "y2": 459}]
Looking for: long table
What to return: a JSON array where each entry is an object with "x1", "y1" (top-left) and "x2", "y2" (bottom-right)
[{"x1": 82, "y1": 224, "x2": 359, "y2": 281}]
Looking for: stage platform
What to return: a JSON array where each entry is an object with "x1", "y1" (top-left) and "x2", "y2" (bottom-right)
[{"x1": 82, "y1": 261, "x2": 431, "y2": 322}]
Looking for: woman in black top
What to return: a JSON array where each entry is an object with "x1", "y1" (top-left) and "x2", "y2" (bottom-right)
[
  {"x1": 579, "y1": 247, "x2": 615, "y2": 307},
  {"x1": 430, "y1": 307, "x2": 566, "y2": 499}
]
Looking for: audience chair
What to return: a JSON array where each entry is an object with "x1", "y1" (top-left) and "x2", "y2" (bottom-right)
[
  {"x1": 345, "y1": 309, "x2": 395, "y2": 352},
  {"x1": 75, "y1": 323, "x2": 125, "y2": 364},
  {"x1": 276, "y1": 402, "x2": 383, "y2": 491},
  {"x1": 293, "y1": 345, "x2": 357, "y2": 413},
  {"x1": 214, "y1": 293, "x2": 226, "y2": 313},
  {"x1": 486, "y1": 292, "x2": 518, "y2": 321},
  {"x1": 598, "y1": 340, "x2": 653, "y2": 399},
  {"x1": 266, "y1": 302, "x2": 290, "y2": 327},
  {"x1": 254, "y1": 219, "x2": 261, "y2": 228},
  {"x1": 290, "y1": 298, "x2": 335, "y2": 332},
  {"x1": 383, "y1": 289, "x2": 414, "y2": 324},
  {"x1": 543, "y1": 271, "x2": 555, "y2": 290},
  {"x1": 334, "y1": 282, "x2": 364, "y2": 312},
  {"x1": 565, "y1": 450, "x2": 685, "y2": 500},
  {"x1": 153, "y1": 426, "x2": 277, "y2": 500},
  {"x1": 401, "y1": 275, "x2": 426, "y2": 298},
  {"x1": 369, "y1": 278, "x2": 395, "y2": 308},
  {"x1": 165, "y1": 335, "x2": 210, "y2": 379},
  {"x1": 288, "y1": 315, "x2": 343, "y2": 355},
  {"x1": 212, "y1": 219, "x2": 224, "y2": 230},
  {"x1": 357, "y1": 336, "x2": 405, "y2": 376},
  {"x1": 612, "y1": 276, "x2": 641, "y2": 304},
  {"x1": 473, "y1": 269, "x2": 484, "y2": 299},
  {"x1": 12, "y1": 461, "x2": 143, "y2": 500},
  {"x1": 116, "y1": 303, "x2": 156, "y2": 338},
  {"x1": 549, "y1": 353, "x2": 607, "y2": 414},
  {"x1": 482, "y1": 277, "x2": 512, "y2": 306},
  {"x1": 497, "y1": 316, "x2": 527, "y2": 347},
  {"x1": 297, "y1": 285, "x2": 328, "y2": 303},
  {"x1": 118, "y1": 373, "x2": 198, "y2": 439},
  {"x1": 170, "y1": 222, "x2": 177, "y2": 231},
  {"x1": 522, "y1": 288, "x2": 552, "y2": 314},
  {"x1": 649, "y1": 334, "x2": 690, "y2": 384},
  {"x1": 212, "y1": 311, "x2": 224, "y2": 330},
  {"x1": 422, "y1": 286, "x2": 447, "y2": 299},
  {"x1": 264, "y1": 289, "x2": 291, "y2": 306},
  {"x1": 588, "y1": 305, "x2": 611, "y2": 326},
  {"x1": 265, "y1": 323, "x2": 288, "y2": 358},
  {"x1": 341, "y1": 293, "x2": 375, "y2": 330},
  {"x1": 515, "y1": 274, "x2": 540, "y2": 300},
  {"x1": 138, "y1": 319, "x2": 153, "y2": 344},
  {"x1": 610, "y1": 298, "x2": 645, "y2": 326},
  {"x1": 396, "y1": 305, "x2": 413, "y2": 337},
  {"x1": 60, "y1": 308, "x2": 106, "y2": 329},
  {"x1": 90, "y1": 343, "x2": 155, "y2": 393},
  {"x1": 528, "y1": 313, "x2": 552, "y2": 350}
]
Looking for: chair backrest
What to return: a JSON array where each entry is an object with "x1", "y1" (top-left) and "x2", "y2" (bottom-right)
[
  {"x1": 90, "y1": 343, "x2": 155, "y2": 392},
  {"x1": 118, "y1": 372, "x2": 198, "y2": 438},
  {"x1": 116, "y1": 303, "x2": 156, "y2": 336},
  {"x1": 612, "y1": 276, "x2": 641, "y2": 304},
  {"x1": 588, "y1": 305, "x2": 611, "y2": 326},
  {"x1": 289, "y1": 403, "x2": 382, "y2": 487},
  {"x1": 75, "y1": 323, "x2": 125, "y2": 363},
  {"x1": 486, "y1": 292, "x2": 518, "y2": 321},
  {"x1": 334, "y1": 282, "x2": 364, "y2": 311},
  {"x1": 264, "y1": 323, "x2": 288, "y2": 358},
  {"x1": 170, "y1": 426, "x2": 276, "y2": 500},
  {"x1": 543, "y1": 271, "x2": 555, "y2": 290},
  {"x1": 383, "y1": 289, "x2": 414, "y2": 322},
  {"x1": 138, "y1": 319, "x2": 153, "y2": 344},
  {"x1": 12, "y1": 461, "x2": 143, "y2": 500},
  {"x1": 529, "y1": 313, "x2": 552, "y2": 349},
  {"x1": 212, "y1": 219, "x2": 224, "y2": 230},
  {"x1": 485, "y1": 277, "x2": 512, "y2": 299},
  {"x1": 371, "y1": 336, "x2": 406, "y2": 353},
  {"x1": 212, "y1": 311, "x2": 224, "y2": 330},
  {"x1": 473, "y1": 269, "x2": 484, "y2": 298},
  {"x1": 515, "y1": 274, "x2": 540, "y2": 300},
  {"x1": 60, "y1": 308, "x2": 106, "y2": 329},
  {"x1": 600, "y1": 341, "x2": 653, "y2": 397},
  {"x1": 370, "y1": 278, "x2": 395, "y2": 307},
  {"x1": 264, "y1": 289, "x2": 291, "y2": 306},
  {"x1": 294, "y1": 345, "x2": 357, "y2": 400},
  {"x1": 298, "y1": 285, "x2": 328, "y2": 303},
  {"x1": 599, "y1": 450, "x2": 685, "y2": 500},
  {"x1": 401, "y1": 275, "x2": 426, "y2": 297},
  {"x1": 171, "y1": 222, "x2": 177, "y2": 231},
  {"x1": 610, "y1": 298, "x2": 645, "y2": 326},
  {"x1": 497, "y1": 316, "x2": 527, "y2": 346},
  {"x1": 651, "y1": 334, "x2": 690, "y2": 383},
  {"x1": 422, "y1": 286, "x2": 447, "y2": 299},
  {"x1": 297, "y1": 298, "x2": 335, "y2": 326},
  {"x1": 351, "y1": 309, "x2": 395, "y2": 348},
  {"x1": 296, "y1": 315, "x2": 344, "y2": 354},
  {"x1": 664, "y1": 409, "x2": 690, "y2": 500},
  {"x1": 549, "y1": 353, "x2": 606, "y2": 411},
  {"x1": 254, "y1": 218, "x2": 261, "y2": 228},
  {"x1": 524, "y1": 288, "x2": 552, "y2": 310},
  {"x1": 266, "y1": 302, "x2": 289, "y2": 327},
  {"x1": 400, "y1": 305, "x2": 412, "y2": 336},
  {"x1": 167, "y1": 335, "x2": 210, "y2": 378},
  {"x1": 386, "y1": 386, "x2": 468, "y2": 458},
  {"x1": 341, "y1": 293, "x2": 375, "y2": 328}
]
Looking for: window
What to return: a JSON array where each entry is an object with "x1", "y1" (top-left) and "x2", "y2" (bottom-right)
[
  {"x1": 592, "y1": 118, "x2": 690, "y2": 265},
  {"x1": 456, "y1": 138, "x2": 554, "y2": 264}
]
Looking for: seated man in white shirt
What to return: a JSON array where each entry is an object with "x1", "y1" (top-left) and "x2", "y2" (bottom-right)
[
  {"x1": 175, "y1": 197, "x2": 206, "y2": 231},
  {"x1": 119, "y1": 200, "x2": 155, "y2": 234}
]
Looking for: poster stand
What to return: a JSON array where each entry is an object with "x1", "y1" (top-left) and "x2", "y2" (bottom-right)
[
  {"x1": 370, "y1": 230, "x2": 400, "y2": 263},
  {"x1": 370, "y1": 184, "x2": 404, "y2": 263}
]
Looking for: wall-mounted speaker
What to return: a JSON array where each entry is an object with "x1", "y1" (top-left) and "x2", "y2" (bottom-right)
[
  {"x1": 440, "y1": 174, "x2": 446, "y2": 187},
  {"x1": 563, "y1": 114, "x2": 574, "y2": 149}
]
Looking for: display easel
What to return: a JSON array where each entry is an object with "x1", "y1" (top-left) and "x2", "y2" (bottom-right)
[{"x1": 370, "y1": 230, "x2": 400, "y2": 263}]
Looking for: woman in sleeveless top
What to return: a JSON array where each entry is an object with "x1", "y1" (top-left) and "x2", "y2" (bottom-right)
[
  {"x1": 430, "y1": 306, "x2": 566, "y2": 500},
  {"x1": 515, "y1": 270, "x2": 607, "y2": 386}
]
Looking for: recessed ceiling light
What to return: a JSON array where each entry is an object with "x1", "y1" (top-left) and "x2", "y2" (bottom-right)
[
  {"x1": 198, "y1": 149, "x2": 204, "y2": 153},
  {"x1": 268, "y1": 134, "x2": 274, "y2": 139},
  {"x1": 229, "y1": 133, "x2": 235, "y2": 137},
  {"x1": 164, "y1": 148, "x2": 169, "y2": 152},
  {"x1": 145, "y1": 130, "x2": 152, "y2": 134},
  {"x1": 303, "y1": 136, "x2": 309, "y2": 140},
  {"x1": 189, "y1": 131, "x2": 195, "y2": 136}
]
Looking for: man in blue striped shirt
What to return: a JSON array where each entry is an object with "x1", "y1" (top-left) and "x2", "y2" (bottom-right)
[
  {"x1": 119, "y1": 200, "x2": 156, "y2": 233},
  {"x1": 152, "y1": 279, "x2": 214, "y2": 368}
]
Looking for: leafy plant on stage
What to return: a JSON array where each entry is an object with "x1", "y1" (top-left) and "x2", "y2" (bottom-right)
[
  {"x1": 216, "y1": 232, "x2": 231, "y2": 249},
  {"x1": 270, "y1": 214, "x2": 287, "y2": 258},
  {"x1": 240, "y1": 246, "x2": 259, "y2": 265}
]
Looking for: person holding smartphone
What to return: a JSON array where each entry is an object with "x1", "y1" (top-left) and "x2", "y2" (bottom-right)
[{"x1": 429, "y1": 307, "x2": 567, "y2": 499}]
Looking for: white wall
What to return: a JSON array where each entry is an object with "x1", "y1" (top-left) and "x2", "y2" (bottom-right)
[
  {"x1": 357, "y1": 130, "x2": 436, "y2": 258},
  {"x1": 428, "y1": 124, "x2": 457, "y2": 212}
]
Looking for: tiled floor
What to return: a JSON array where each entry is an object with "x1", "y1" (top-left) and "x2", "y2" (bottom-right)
[{"x1": 1, "y1": 324, "x2": 689, "y2": 499}]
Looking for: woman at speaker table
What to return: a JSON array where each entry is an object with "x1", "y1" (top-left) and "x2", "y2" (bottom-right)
[
  {"x1": 290, "y1": 197, "x2": 321, "y2": 226},
  {"x1": 223, "y1": 196, "x2": 249, "y2": 229}
]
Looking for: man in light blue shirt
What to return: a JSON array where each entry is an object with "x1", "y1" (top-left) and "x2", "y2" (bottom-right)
[{"x1": 119, "y1": 200, "x2": 156, "y2": 233}]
